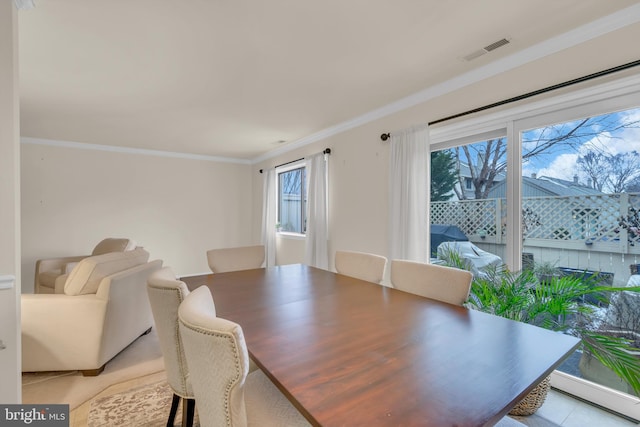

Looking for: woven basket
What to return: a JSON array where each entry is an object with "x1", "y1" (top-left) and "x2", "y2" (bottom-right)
[{"x1": 508, "y1": 376, "x2": 550, "y2": 416}]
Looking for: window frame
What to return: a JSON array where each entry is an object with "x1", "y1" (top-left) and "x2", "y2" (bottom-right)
[{"x1": 276, "y1": 160, "x2": 307, "y2": 236}]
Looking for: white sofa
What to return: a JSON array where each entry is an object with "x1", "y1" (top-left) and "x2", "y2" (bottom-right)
[
  {"x1": 34, "y1": 237, "x2": 137, "y2": 294},
  {"x1": 22, "y1": 248, "x2": 162, "y2": 375}
]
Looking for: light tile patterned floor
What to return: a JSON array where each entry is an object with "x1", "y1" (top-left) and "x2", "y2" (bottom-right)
[
  {"x1": 70, "y1": 377, "x2": 637, "y2": 427},
  {"x1": 515, "y1": 389, "x2": 638, "y2": 427}
]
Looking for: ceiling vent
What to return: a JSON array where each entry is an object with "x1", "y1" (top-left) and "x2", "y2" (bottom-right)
[{"x1": 462, "y1": 38, "x2": 510, "y2": 61}]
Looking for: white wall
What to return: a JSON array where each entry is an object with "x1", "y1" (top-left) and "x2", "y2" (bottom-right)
[
  {"x1": 0, "y1": 2, "x2": 21, "y2": 403},
  {"x1": 21, "y1": 143, "x2": 254, "y2": 292},
  {"x1": 251, "y1": 22, "x2": 640, "y2": 272}
]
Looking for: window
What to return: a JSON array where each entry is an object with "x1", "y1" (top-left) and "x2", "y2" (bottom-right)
[
  {"x1": 429, "y1": 75, "x2": 640, "y2": 419},
  {"x1": 278, "y1": 165, "x2": 306, "y2": 234}
]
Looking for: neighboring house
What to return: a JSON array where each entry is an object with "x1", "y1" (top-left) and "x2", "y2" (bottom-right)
[
  {"x1": 487, "y1": 174, "x2": 603, "y2": 198},
  {"x1": 453, "y1": 163, "x2": 506, "y2": 200}
]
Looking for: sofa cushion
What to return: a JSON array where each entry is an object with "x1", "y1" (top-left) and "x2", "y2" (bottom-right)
[
  {"x1": 91, "y1": 238, "x2": 135, "y2": 256},
  {"x1": 64, "y1": 247, "x2": 150, "y2": 296},
  {"x1": 38, "y1": 270, "x2": 62, "y2": 290}
]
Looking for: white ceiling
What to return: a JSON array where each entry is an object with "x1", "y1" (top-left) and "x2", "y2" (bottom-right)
[{"x1": 17, "y1": 0, "x2": 640, "y2": 161}]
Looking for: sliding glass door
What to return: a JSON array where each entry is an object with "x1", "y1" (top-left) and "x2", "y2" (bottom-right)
[
  {"x1": 429, "y1": 80, "x2": 640, "y2": 419},
  {"x1": 515, "y1": 103, "x2": 640, "y2": 417}
]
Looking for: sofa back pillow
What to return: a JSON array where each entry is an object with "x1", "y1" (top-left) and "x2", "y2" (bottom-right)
[
  {"x1": 91, "y1": 238, "x2": 136, "y2": 256},
  {"x1": 64, "y1": 247, "x2": 150, "y2": 296}
]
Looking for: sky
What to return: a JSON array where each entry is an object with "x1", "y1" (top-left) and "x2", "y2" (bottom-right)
[{"x1": 521, "y1": 107, "x2": 640, "y2": 183}]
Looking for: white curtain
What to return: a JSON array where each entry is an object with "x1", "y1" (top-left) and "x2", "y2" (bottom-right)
[
  {"x1": 304, "y1": 152, "x2": 329, "y2": 269},
  {"x1": 389, "y1": 125, "x2": 429, "y2": 263},
  {"x1": 261, "y1": 168, "x2": 277, "y2": 267}
]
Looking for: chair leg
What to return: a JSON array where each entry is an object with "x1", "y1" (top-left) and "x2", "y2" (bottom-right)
[
  {"x1": 182, "y1": 398, "x2": 195, "y2": 427},
  {"x1": 167, "y1": 394, "x2": 180, "y2": 427}
]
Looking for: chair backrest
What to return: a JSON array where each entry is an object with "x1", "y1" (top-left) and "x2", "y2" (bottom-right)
[
  {"x1": 146, "y1": 266, "x2": 193, "y2": 398},
  {"x1": 334, "y1": 250, "x2": 388, "y2": 284},
  {"x1": 390, "y1": 260, "x2": 472, "y2": 306},
  {"x1": 206, "y1": 245, "x2": 265, "y2": 273},
  {"x1": 178, "y1": 286, "x2": 251, "y2": 427}
]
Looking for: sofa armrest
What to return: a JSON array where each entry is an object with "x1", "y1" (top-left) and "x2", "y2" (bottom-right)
[
  {"x1": 34, "y1": 255, "x2": 89, "y2": 293},
  {"x1": 21, "y1": 294, "x2": 108, "y2": 372},
  {"x1": 54, "y1": 274, "x2": 69, "y2": 294},
  {"x1": 35, "y1": 255, "x2": 90, "y2": 274},
  {"x1": 95, "y1": 259, "x2": 163, "y2": 364}
]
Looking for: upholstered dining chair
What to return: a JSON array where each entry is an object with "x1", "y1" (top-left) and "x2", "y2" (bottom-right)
[
  {"x1": 178, "y1": 285, "x2": 311, "y2": 427},
  {"x1": 334, "y1": 250, "x2": 388, "y2": 284},
  {"x1": 146, "y1": 267, "x2": 195, "y2": 427},
  {"x1": 206, "y1": 245, "x2": 265, "y2": 273},
  {"x1": 390, "y1": 260, "x2": 473, "y2": 306}
]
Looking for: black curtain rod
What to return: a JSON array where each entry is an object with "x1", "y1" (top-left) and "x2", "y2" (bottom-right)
[
  {"x1": 380, "y1": 58, "x2": 640, "y2": 141},
  {"x1": 259, "y1": 148, "x2": 331, "y2": 173}
]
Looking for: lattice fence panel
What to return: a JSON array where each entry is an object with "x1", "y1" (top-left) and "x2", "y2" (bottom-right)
[
  {"x1": 523, "y1": 194, "x2": 622, "y2": 242},
  {"x1": 432, "y1": 194, "x2": 638, "y2": 252},
  {"x1": 622, "y1": 193, "x2": 640, "y2": 247},
  {"x1": 431, "y1": 199, "x2": 499, "y2": 237}
]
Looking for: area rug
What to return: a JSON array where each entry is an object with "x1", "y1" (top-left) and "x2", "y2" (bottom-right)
[
  {"x1": 87, "y1": 380, "x2": 199, "y2": 427},
  {"x1": 22, "y1": 328, "x2": 165, "y2": 410}
]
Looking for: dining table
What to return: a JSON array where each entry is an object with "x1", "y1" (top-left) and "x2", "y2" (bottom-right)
[{"x1": 181, "y1": 263, "x2": 581, "y2": 427}]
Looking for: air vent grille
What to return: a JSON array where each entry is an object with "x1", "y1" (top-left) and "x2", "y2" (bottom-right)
[
  {"x1": 462, "y1": 37, "x2": 510, "y2": 61},
  {"x1": 483, "y1": 38, "x2": 510, "y2": 52}
]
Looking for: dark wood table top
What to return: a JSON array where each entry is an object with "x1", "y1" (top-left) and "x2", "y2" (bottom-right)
[{"x1": 182, "y1": 264, "x2": 580, "y2": 427}]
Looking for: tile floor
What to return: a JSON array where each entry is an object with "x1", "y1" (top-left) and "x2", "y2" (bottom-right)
[
  {"x1": 514, "y1": 389, "x2": 638, "y2": 427},
  {"x1": 68, "y1": 374, "x2": 637, "y2": 426}
]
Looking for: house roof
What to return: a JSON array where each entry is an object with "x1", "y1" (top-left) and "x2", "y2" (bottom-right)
[
  {"x1": 532, "y1": 176, "x2": 604, "y2": 196},
  {"x1": 488, "y1": 175, "x2": 604, "y2": 198}
]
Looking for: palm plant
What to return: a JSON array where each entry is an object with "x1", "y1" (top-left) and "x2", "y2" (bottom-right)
[{"x1": 439, "y1": 248, "x2": 640, "y2": 396}]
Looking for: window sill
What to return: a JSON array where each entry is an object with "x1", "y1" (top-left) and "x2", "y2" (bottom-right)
[{"x1": 276, "y1": 231, "x2": 306, "y2": 240}]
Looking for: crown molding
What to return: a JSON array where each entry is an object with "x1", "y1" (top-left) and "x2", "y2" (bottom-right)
[
  {"x1": 21, "y1": 137, "x2": 252, "y2": 165},
  {"x1": 19, "y1": 4, "x2": 640, "y2": 167},
  {"x1": 251, "y1": 3, "x2": 640, "y2": 165}
]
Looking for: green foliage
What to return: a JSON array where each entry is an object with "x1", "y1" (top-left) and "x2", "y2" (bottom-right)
[
  {"x1": 532, "y1": 260, "x2": 559, "y2": 275},
  {"x1": 618, "y1": 205, "x2": 640, "y2": 237},
  {"x1": 430, "y1": 151, "x2": 457, "y2": 202},
  {"x1": 437, "y1": 248, "x2": 640, "y2": 395},
  {"x1": 581, "y1": 330, "x2": 640, "y2": 395}
]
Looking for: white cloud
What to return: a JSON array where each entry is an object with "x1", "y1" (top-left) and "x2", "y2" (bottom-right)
[
  {"x1": 581, "y1": 108, "x2": 640, "y2": 155},
  {"x1": 536, "y1": 153, "x2": 579, "y2": 180}
]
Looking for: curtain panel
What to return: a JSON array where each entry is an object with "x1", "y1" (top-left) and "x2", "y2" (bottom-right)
[
  {"x1": 389, "y1": 125, "x2": 429, "y2": 263},
  {"x1": 304, "y1": 152, "x2": 329, "y2": 269},
  {"x1": 261, "y1": 168, "x2": 277, "y2": 267}
]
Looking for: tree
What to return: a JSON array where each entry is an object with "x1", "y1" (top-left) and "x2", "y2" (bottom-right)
[
  {"x1": 627, "y1": 176, "x2": 640, "y2": 193},
  {"x1": 454, "y1": 139, "x2": 505, "y2": 200},
  {"x1": 608, "y1": 152, "x2": 640, "y2": 193},
  {"x1": 454, "y1": 112, "x2": 640, "y2": 199},
  {"x1": 576, "y1": 152, "x2": 607, "y2": 191},
  {"x1": 576, "y1": 151, "x2": 640, "y2": 193},
  {"x1": 430, "y1": 150, "x2": 457, "y2": 201}
]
